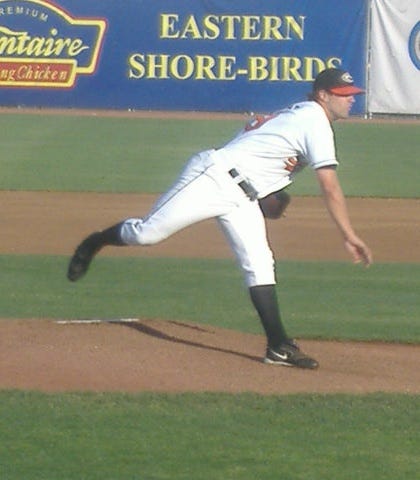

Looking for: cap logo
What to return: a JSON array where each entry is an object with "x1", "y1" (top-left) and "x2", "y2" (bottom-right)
[{"x1": 341, "y1": 72, "x2": 353, "y2": 84}]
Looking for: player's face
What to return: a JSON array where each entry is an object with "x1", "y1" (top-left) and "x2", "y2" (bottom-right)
[
  {"x1": 317, "y1": 90, "x2": 356, "y2": 121},
  {"x1": 325, "y1": 92, "x2": 355, "y2": 120}
]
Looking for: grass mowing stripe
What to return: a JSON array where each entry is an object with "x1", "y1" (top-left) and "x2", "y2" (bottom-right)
[
  {"x1": 0, "y1": 391, "x2": 419, "y2": 480},
  {"x1": 0, "y1": 255, "x2": 419, "y2": 343}
]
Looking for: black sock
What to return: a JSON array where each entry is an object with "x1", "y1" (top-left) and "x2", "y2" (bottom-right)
[
  {"x1": 84, "y1": 222, "x2": 125, "y2": 254},
  {"x1": 100, "y1": 222, "x2": 125, "y2": 246},
  {"x1": 249, "y1": 284, "x2": 289, "y2": 349}
]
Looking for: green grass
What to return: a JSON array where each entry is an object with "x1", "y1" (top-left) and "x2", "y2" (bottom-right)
[
  {"x1": 1, "y1": 391, "x2": 419, "y2": 480},
  {"x1": 1, "y1": 113, "x2": 419, "y2": 480},
  {"x1": 0, "y1": 114, "x2": 242, "y2": 193},
  {"x1": 1, "y1": 255, "x2": 419, "y2": 343},
  {"x1": 0, "y1": 113, "x2": 418, "y2": 197},
  {"x1": 288, "y1": 122, "x2": 420, "y2": 198}
]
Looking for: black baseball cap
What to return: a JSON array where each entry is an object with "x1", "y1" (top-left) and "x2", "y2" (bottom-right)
[{"x1": 313, "y1": 68, "x2": 364, "y2": 96}]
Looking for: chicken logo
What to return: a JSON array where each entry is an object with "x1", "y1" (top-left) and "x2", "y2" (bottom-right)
[{"x1": 0, "y1": 0, "x2": 106, "y2": 88}]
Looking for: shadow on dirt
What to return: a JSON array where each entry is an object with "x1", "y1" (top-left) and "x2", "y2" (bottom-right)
[{"x1": 115, "y1": 320, "x2": 262, "y2": 363}]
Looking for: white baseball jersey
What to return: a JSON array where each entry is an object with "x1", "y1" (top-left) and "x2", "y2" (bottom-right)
[
  {"x1": 213, "y1": 100, "x2": 338, "y2": 198},
  {"x1": 120, "y1": 101, "x2": 338, "y2": 287}
]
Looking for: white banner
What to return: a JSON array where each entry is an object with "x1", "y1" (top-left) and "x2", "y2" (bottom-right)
[{"x1": 368, "y1": 0, "x2": 420, "y2": 115}]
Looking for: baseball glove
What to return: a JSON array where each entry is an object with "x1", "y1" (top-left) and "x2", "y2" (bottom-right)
[{"x1": 258, "y1": 190, "x2": 291, "y2": 219}]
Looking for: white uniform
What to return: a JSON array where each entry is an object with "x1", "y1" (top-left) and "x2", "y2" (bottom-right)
[{"x1": 120, "y1": 101, "x2": 339, "y2": 287}]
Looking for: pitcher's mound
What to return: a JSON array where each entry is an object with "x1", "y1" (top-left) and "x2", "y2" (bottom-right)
[{"x1": 1, "y1": 319, "x2": 419, "y2": 394}]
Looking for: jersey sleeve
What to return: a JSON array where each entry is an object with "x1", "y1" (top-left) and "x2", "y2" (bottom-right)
[{"x1": 303, "y1": 114, "x2": 339, "y2": 170}]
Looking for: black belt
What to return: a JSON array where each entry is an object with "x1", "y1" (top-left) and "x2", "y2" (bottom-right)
[{"x1": 228, "y1": 168, "x2": 258, "y2": 201}]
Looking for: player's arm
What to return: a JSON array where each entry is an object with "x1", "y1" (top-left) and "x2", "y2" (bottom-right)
[{"x1": 316, "y1": 166, "x2": 372, "y2": 267}]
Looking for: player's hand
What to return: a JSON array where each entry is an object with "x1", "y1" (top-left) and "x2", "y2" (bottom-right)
[{"x1": 344, "y1": 236, "x2": 373, "y2": 267}]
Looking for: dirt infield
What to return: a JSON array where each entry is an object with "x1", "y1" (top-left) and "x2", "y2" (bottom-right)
[
  {"x1": 2, "y1": 191, "x2": 419, "y2": 262},
  {"x1": 1, "y1": 190, "x2": 419, "y2": 394}
]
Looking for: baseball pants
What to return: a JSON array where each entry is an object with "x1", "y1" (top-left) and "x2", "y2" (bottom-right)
[{"x1": 119, "y1": 150, "x2": 276, "y2": 287}]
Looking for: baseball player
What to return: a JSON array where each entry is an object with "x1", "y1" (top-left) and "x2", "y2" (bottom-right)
[{"x1": 67, "y1": 68, "x2": 372, "y2": 369}]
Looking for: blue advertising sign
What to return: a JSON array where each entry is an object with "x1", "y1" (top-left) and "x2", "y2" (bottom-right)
[{"x1": 0, "y1": 0, "x2": 368, "y2": 113}]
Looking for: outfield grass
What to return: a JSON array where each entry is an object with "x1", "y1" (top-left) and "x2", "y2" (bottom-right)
[
  {"x1": 1, "y1": 391, "x2": 419, "y2": 480},
  {"x1": 0, "y1": 113, "x2": 418, "y2": 197},
  {"x1": 1, "y1": 255, "x2": 419, "y2": 343},
  {"x1": 0, "y1": 114, "x2": 241, "y2": 193}
]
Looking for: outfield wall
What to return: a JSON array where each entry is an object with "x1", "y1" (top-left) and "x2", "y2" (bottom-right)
[{"x1": 0, "y1": 0, "x2": 418, "y2": 114}]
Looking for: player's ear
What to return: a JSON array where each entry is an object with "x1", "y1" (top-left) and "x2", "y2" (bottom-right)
[{"x1": 316, "y1": 89, "x2": 329, "y2": 102}]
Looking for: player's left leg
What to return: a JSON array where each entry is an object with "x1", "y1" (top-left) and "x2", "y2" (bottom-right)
[
  {"x1": 66, "y1": 223, "x2": 124, "y2": 281},
  {"x1": 67, "y1": 150, "x2": 238, "y2": 281}
]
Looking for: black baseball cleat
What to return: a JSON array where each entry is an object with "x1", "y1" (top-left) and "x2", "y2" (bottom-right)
[
  {"x1": 264, "y1": 339, "x2": 319, "y2": 369},
  {"x1": 67, "y1": 232, "x2": 103, "y2": 282}
]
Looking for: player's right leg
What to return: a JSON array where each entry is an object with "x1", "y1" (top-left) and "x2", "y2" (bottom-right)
[{"x1": 217, "y1": 202, "x2": 318, "y2": 369}]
